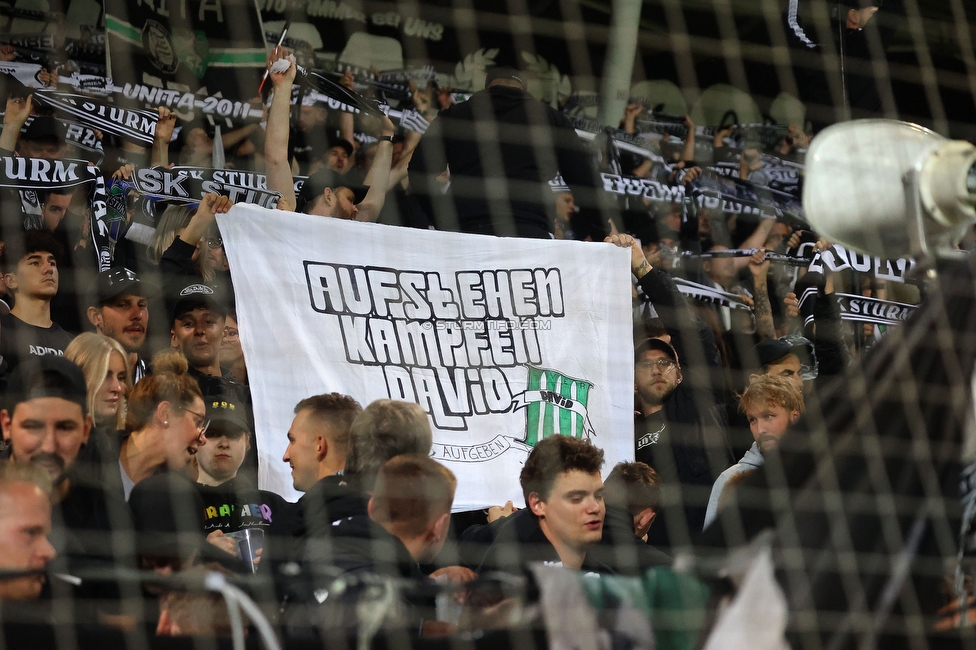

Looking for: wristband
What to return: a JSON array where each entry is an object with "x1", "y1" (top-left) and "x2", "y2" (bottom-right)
[{"x1": 377, "y1": 135, "x2": 394, "y2": 142}]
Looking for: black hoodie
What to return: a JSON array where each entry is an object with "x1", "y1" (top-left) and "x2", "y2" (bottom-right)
[{"x1": 312, "y1": 515, "x2": 423, "y2": 579}]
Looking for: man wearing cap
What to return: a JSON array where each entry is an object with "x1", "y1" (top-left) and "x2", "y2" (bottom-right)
[
  {"x1": 0, "y1": 356, "x2": 127, "y2": 577},
  {"x1": 752, "y1": 336, "x2": 817, "y2": 394},
  {"x1": 194, "y1": 396, "x2": 289, "y2": 538},
  {"x1": 170, "y1": 282, "x2": 255, "y2": 475},
  {"x1": 633, "y1": 337, "x2": 733, "y2": 545},
  {"x1": 408, "y1": 65, "x2": 609, "y2": 240},
  {"x1": 169, "y1": 283, "x2": 246, "y2": 404},
  {"x1": 87, "y1": 268, "x2": 152, "y2": 382},
  {"x1": 322, "y1": 137, "x2": 355, "y2": 176},
  {"x1": 1, "y1": 356, "x2": 92, "y2": 492},
  {"x1": 0, "y1": 230, "x2": 75, "y2": 379},
  {"x1": 264, "y1": 52, "x2": 396, "y2": 222}
]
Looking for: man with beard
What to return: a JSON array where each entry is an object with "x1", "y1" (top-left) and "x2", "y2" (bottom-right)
[
  {"x1": 1, "y1": 356, "x2": 91, "y2": 492},
  {"x1": 87, "y1": 268, "x2": 152, "y2": 382},
  {"x1": 703, "y1": 375, "x2": 804, "y2": 530},
  {"x1": 633, "y1": 338, "x2": 733, "y2": 547},
  {"x1": 0, "y1": 356, "x2": 125, "y2": 578}
]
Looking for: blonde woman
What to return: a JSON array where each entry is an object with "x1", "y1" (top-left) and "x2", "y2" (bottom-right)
[
  {"x1": 146, "y1": 204, "x2": 195, "y2": 267},
  {"x1": 152, "y1": 196, "x2": 232, "y2": 289},
  {"x1": 65, "y1": 333, "x2": 132, "y2": 432}
]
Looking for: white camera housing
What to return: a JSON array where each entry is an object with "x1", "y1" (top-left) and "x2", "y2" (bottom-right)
[{"x1": 804, "y1": 119, "x2": 976, "y2": 260}]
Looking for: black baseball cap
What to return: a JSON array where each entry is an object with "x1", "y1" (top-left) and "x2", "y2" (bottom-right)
[
  {"x1": 94, "y1": 267, "x2": 146, "y2": 305},
  {"x1": 296, "y1": 169, "x2": 368, "y2": 213},
  {"x1": 169, "y1": 282, "x2": 226, "y2": 322},
  {"x1": 485, "y1": 66, "x2": 526, "y2": 90},
  {"x1": 328, "y1": 136, "x2": 354, "y2": 157},
  {"x1": 205, "y1": 395, "x2": 249, "y2": 435},
  {"x1": 635, "y1": 338, "x2": 679, "y2": 366},
  {"x1": 4, "y1": 356, "x2": 89, "y2": 415},
  {"x1": 754, "y1": 335, "x2": 818, "y2": 379},
  {"x1": 22, "y1": 116, "x2": 66, "y2": 145}
]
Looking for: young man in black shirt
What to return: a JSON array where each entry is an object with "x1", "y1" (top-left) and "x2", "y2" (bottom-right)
[
  {"x1": 633, "y1": 337, "x2": 733, "y2": 547},
  {"x1": 478, "y1": 435, "x2": 606, "y2": 572},
  {"x1": 0, "y1": 230, "x2": 75, "y2": 379},
  {"x1": 195, "y1": 395, "x2": 289, "y2": 537}
]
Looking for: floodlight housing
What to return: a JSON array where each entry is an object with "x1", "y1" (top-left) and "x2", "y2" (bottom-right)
[{"x1": 803, "y1": 119, "x2": 976, "y2": 260}]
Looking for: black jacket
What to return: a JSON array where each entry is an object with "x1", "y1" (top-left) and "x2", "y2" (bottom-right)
[
  {"x1": 477, "y1": 507, "x2": 657, "y2": 576},
  {"x1": 637, "y1": 382, "x2": 734, "y2": 549},
  {"x1": 319, "y1": 515, "x2": 423, "y2": 580},
  {"x1": 266, "y1": 475, "x2": 368, "y2": 569},
  {"x1": 585, "y1": 504, "x2": 672, "y2": 573},
  {"x1": 281, "y1": 515, "x2": 430, "y2": 638},
  {"x1": 463, "y1": 506, "x2": 669, "y2": 575},
  {"x1": 409, "y1": 86, "x2": 608, "y2": 240},
  {"x1": 297, "y1": 474, "x2": 369, "y2": 540}
]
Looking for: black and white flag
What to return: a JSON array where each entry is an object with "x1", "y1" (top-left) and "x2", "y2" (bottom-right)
[
  {"x1": 31, "y1": 89, "x2": 158, "y2": 147},
  {"x1": 807, "y1": 245, "x2": 917, "y2": 285},
  {"x1": 0, "y1": 156, "x2": 112, "y2": 271},
  {"x1": 834, "y1": 293, "x2": 919, "y2": 326},
  {"x1": 131, "y1": 166, "x2": 281, "y2": 208},
  {"x1": 672, "y1": 277, "x2": 752, "y2": 311}
]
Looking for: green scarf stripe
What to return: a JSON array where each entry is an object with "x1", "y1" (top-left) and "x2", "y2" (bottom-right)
[
  {"x1": 208, "y1": 50, "x2": 268, "y2": 64},
  {"x1": 104, "y1": 16, "x2": 142, "y2": 44}
]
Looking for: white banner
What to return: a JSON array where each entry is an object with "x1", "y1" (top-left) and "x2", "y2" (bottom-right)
[{"x1": 217, "y1": 205, "x2": 635, "y2": 509}]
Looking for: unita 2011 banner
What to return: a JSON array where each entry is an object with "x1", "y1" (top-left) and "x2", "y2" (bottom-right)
[{"x1": 218, "y1": 205, "x2": 635, "y2": 508}]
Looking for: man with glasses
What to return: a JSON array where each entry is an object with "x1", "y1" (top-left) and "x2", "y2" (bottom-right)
[
  {"x1": 87, "y1": 268, "x2": 152, "y2": 382},
  {"x1": 218, "y1": 310, "x2": 246, "y2": 386},
  {"x1": 633, "y1": 338, "x2": 733, "y2": 545}
]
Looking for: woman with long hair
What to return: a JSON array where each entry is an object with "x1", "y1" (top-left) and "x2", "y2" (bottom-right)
[
  {"x1": 65, "y1": 333, "x2": 132, "y2": 432},
  {"x1": 146, "y1": 204, "x2": 196, "y2": 267},
  {"x1": 154, "y1": 195, "x2": 233, "y2": 291}
]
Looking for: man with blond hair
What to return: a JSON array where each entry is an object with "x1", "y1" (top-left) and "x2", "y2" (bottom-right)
[{"x1": 703, "y1": 375, "x2": 804, "y2": 530}]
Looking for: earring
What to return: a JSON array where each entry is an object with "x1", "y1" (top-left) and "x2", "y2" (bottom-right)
[{"x1": 164, "y1": 420, "x2": 169, "y2": 426}]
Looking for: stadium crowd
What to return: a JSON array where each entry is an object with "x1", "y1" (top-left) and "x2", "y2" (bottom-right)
[{"x1": 0, "y1": 39, "x2": 936, "y2": 647}]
